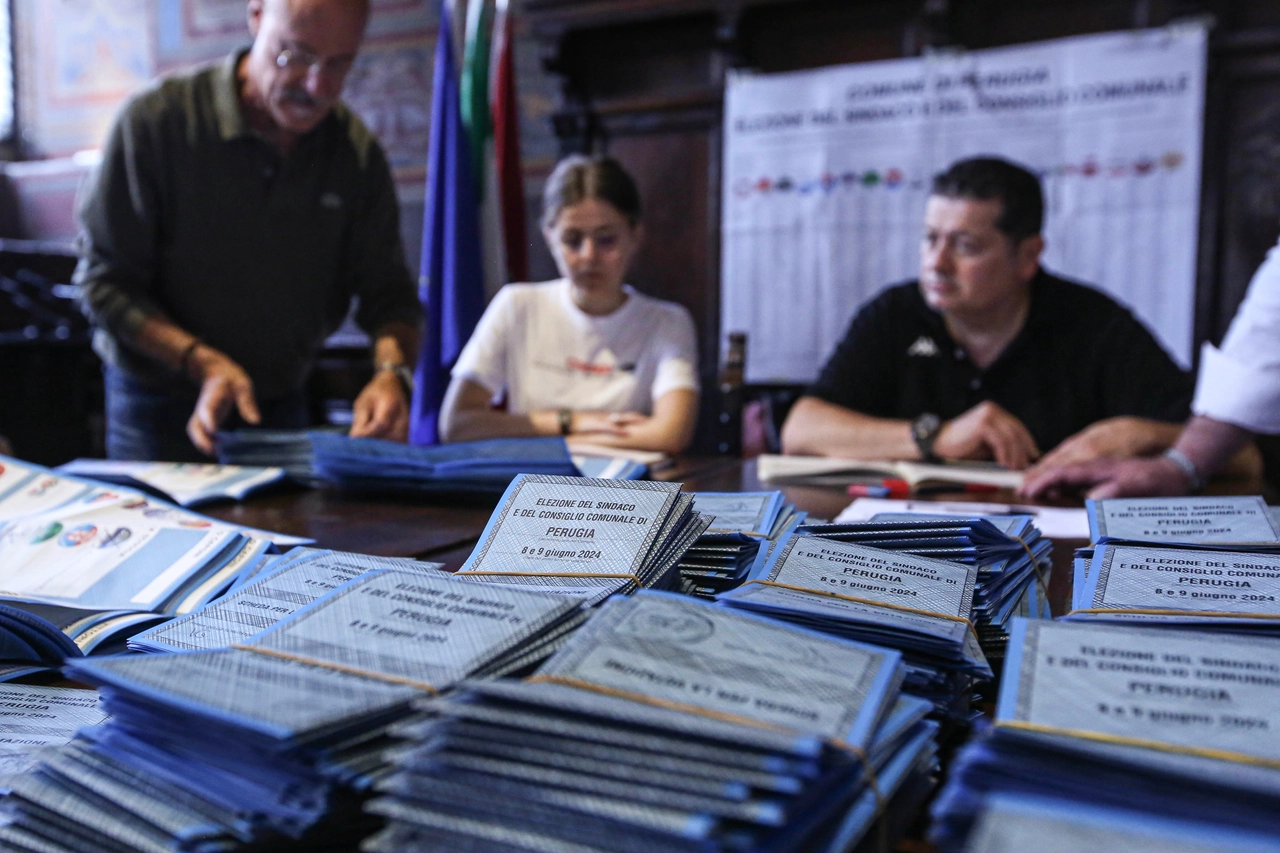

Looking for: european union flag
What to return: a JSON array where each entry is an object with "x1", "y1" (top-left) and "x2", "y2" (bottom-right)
[{"x1": 410, "y1": 1, "x2": 485, "y2": 445}]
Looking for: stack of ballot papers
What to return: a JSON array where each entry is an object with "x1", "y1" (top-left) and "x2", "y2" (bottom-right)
[
  {"x1": 1086, "y1": 495, "x2": 1280, "y2": 551},
  {"x1": 797, "y1": 513, "x2": 1052, "y2": 664},
  {"x1": 55, "y1": 459, "x2": 286, "y2": 507},
  {"x1": 126, "y1": 549, "x2": 451, "y2": 654},
  {"x1": 718, "y1": 533, "x2": 991, "y2": 721},
  {"x1": 963, "y1": 792, "x2": 1280, "y2": 853},
  {"x1": 365, "y1": 591, "x2": 940, "y2": 853},
  {"x1": 930, "y1": 618, "x2": 1280, "y2": 851},
  {"x1": 453, "y1": 473, "x2": 710, "y2": 602},
  {"x1": 1065, "y1": 543, "x2": 1280, "y2": 634},
  {"x1": 675, "y1": 491, "x2": 806, "y2": 598},
  {"x1": 0, "y1": 567, "x2": 588, "y2": 849},
  {"x1": 310, "y1": 434, "x2": 649, "y2": 498},
  {"x1": 216, "y1": 427, "x2": 330, "y2": 484},
  {"x1": 0, "y1": 684, "x2": 108, "y2": 777}
]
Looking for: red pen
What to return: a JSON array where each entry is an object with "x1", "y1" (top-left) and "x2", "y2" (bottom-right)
[{"x1": 847, "y1": 479, "x2": 911, "y2": 499}]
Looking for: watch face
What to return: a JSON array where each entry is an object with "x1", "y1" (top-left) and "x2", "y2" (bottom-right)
[{"x1": 913, "y1": 413, "x2": 940, "y2": 441}]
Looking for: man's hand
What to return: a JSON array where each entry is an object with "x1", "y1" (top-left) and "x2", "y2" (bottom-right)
[
  {"x1": 1020, "y1": 455, "x2": 1192, "y2": 500},
  {"x1": 186, "y1": 348, "x2": 260, "y2": 455},
  {"x1": 933, "y1": 401, "x2": 1040, "y2": 470},
  {"x1": 351, "y1": 370, "x2": 410, "y2": 441},
  {"x1": 1024, "y1": 416, "x2": 1176, "y2": 478}
]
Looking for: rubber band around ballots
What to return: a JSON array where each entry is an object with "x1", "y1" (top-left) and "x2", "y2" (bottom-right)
[
  {"x1": 740, "y1": 580, "x2": 981, "y2": 645},
  {"x1": 525, "y1": 673, "x2": 885, "y2": 809},
  {"x1": 1066, "y1": 607, "x2": 1280, "y2": 620},
  {"x1": 995, "y1": 719, "x2": 1280, "y2": 771},
  {"x1": 231, "y1": 643, "x2": 439, "y2": 694},
  {"x1": 1011, "y1": 534, "x2": 1050, "y2": 596}
]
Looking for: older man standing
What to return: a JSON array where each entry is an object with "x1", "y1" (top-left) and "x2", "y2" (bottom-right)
[
  {"x1": 781, "y1": 157, "x2": 1211, "y2": 474},
  {"x1": 77, "y1": 0, "x2": 422, "y2": 461}
]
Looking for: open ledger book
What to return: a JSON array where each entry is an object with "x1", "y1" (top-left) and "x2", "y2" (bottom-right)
[{"x1": 756, "y1": 453, "x2": 1024, "y2": 490}]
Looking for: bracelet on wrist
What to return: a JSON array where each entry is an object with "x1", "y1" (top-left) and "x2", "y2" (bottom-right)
[
  {"x1": 179, "y1": 339, "x2": 203, "y2": 380},
  {"x1": 1163, "y1": 447, "x2": 1205, "y2": 493},
  {"x1": 375, "y1": 362, "x2": 415, "y2": 396},
  {"x1": 557, "y1": 408, "x2": 573, "y2": 436}
]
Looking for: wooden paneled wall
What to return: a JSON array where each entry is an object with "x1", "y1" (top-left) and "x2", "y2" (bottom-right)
[{"x1": 524, "y1": 0, "x2": 1280, "y2": 453}]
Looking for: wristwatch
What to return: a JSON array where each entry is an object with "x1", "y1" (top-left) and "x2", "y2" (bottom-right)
[
  {"x1": 911, "y1": 413, "x2": 943, "y2": 463},
  {"x1": 376, "y1": 362, "x2": 415, "y2": 396}
]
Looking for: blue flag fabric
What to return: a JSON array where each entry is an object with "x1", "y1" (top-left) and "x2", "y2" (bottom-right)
[{"x1": 410, "y1": 1, "x2": 486, "y2": 445}]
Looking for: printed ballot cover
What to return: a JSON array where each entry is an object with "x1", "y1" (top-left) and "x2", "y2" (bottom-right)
[
  {"x1": 0, "y1": 490, "x2": 243, "y2": 611},
  {"x1": 725, "y1": 535, "x2": 980, "y2": 644},
  {"x1": 0, "y1": 684, "x2": 108, "y2": 777},
  {"x1": 242, "y1": 569, "x2": 581, "y2": 692},
  {"x1": 67, "y1": 648, "x2": 423, "y2": 743},
  {"x1": 967, "y1": 793, "x2": 1280, "y2": 853},
  {"x1": 0, "y1": 459, "x2": 93, "y2": 523},
  {"x1": 998, "y1": 618, "x2": 1280, "y2": 766},
  {"x1": 1087, "y1": 496, "x2": 1280, "y2": 547},
  {"x1": 132, "y1": 553, "x2": 451, "y2": 653},
  {"x1": 1074, "y1": 545, "x2": 1280, "y2": 621},
  {"x1": 690, "y1": 492, "x2": 783, "y2": 536},
  {"x1": 56, "y1": 460, "x2": 286, "y2": 508},
  {"x1": 460, "y1": 475, "x2": 683, "y2": 581},
  {"x1": 535, "y1": 591, "x2": 903, "y2": 749}
]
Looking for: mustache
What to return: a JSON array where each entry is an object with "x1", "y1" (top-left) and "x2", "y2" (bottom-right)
[{"x1": 280, "y1": 87, "x2": 321, "y2": 108}]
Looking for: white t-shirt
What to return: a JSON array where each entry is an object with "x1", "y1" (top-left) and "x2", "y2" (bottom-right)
[
  {"x1": 1193, "y1": 238, "x2": 1280, "y2": 433},
  {"x1": 452, "y1": 279, "x2": 699, "y2": 415}
]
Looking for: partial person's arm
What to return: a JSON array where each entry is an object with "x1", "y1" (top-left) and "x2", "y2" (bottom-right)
[
  {"x1": 439, "y1": 377, "x2": 632, "y2": 443},
  {"x1": 347, "y1": 142, "x2": 426, "y2": 442},
  {"x1": 76, "y1": 100, "x2": 265, "y2": 456},
  {"x1": 566, "y1": 389, "x2": 698, "y2": 455},
  {"x1": 1022, "y1": 238, "x2": 1280, "y2": 499},
  {"x1": 350, "y1": 321, "x2": 421, "y2": 441},
  {"x1": 781, "y1": 396, "x2": 1041, "y2": 470},
  {"x1": 1020, "y1": 416, "x2": 1253, "y2": 499},
  {"x1": 1024, "y1": 416, "x2": 1261, "y2": 480}
]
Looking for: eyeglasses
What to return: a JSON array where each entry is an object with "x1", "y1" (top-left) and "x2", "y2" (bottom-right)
[{"x1": 275, "y1": 46, "x2": 355, "y2": 80}]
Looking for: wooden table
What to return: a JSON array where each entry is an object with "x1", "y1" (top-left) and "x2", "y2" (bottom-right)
[{"x1": 201, "y1": 455, "x2": 742, "y2": 568}]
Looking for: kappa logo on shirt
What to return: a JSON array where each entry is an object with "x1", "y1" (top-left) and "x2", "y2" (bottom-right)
[{"x1": 907, "y1": 336, "x2": 939, "y2": 357}]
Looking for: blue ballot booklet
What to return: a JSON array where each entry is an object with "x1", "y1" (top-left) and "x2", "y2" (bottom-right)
[
  {"x1": 55, "y1": 460, "x2": 286, "y2": 507},
  {"x1": 46, "y1": 565, "x2": 596, "y2": 846},
  {"x1": 310, "y1": 433, "x2": 649, "y2": 497},
  {"x1": 1087, "y1": 496, "x2": 1280, "y2": 549},
  {"x1": 931, "y1": 617, "x2": 1280, "y2": 851},
  {"x1": 366, "y1": 591, "x2": 933, "y2": 853},
  {"x1": 967, "y1": 793, "x2": 1280, "y2": 853},
  {"x1": 1067, "y1": 543, "x2": 1280, "y2": 631},
  {"x1": 457, "y1": 473, "x2": 706, "y2": 593},
  {"x1": 129, "y1": 550, "x2": 451, "y2": 654},
  {"x1": 720, "y1": 534, "x2": 990, "y2": 679}
]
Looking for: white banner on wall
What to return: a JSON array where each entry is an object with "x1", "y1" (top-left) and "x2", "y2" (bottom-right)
[{"x1": 721, "y1": 25, "x2": 1207, "y2": 383}]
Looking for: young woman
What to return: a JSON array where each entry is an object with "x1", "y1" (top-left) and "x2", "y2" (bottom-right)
[{"x1": 439, "y1": 155, "x2": 699, "y2": 454}]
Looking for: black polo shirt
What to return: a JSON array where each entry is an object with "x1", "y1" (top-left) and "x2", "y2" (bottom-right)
[{"x1": 807, "y1": 269, "x2": 1194, "y2": 453}]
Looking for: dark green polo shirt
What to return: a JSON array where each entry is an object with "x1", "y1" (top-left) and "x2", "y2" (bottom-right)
[{"x1": 75, "y1": 51, "x2": 422, "y2": 401}]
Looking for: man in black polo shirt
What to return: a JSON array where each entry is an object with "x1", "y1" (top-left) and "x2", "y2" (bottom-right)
[
  {"x1": 76, "y1": 0, "x2": 422, "y2": 461},
  {"x1": 781, "y1": 157, "x2": 1193, "y2": 471}
]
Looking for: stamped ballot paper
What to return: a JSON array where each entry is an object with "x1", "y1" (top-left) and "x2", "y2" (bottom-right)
[
  {"x1": 458, "y1": 474, "x2": 699, "y2": 591},
  {"x1": 1088, "y1": 496, "x2": 1280, "y2": 548},
  {"x1": 1069, "y1": 545, "x2": 1280, "y2": 628}
]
